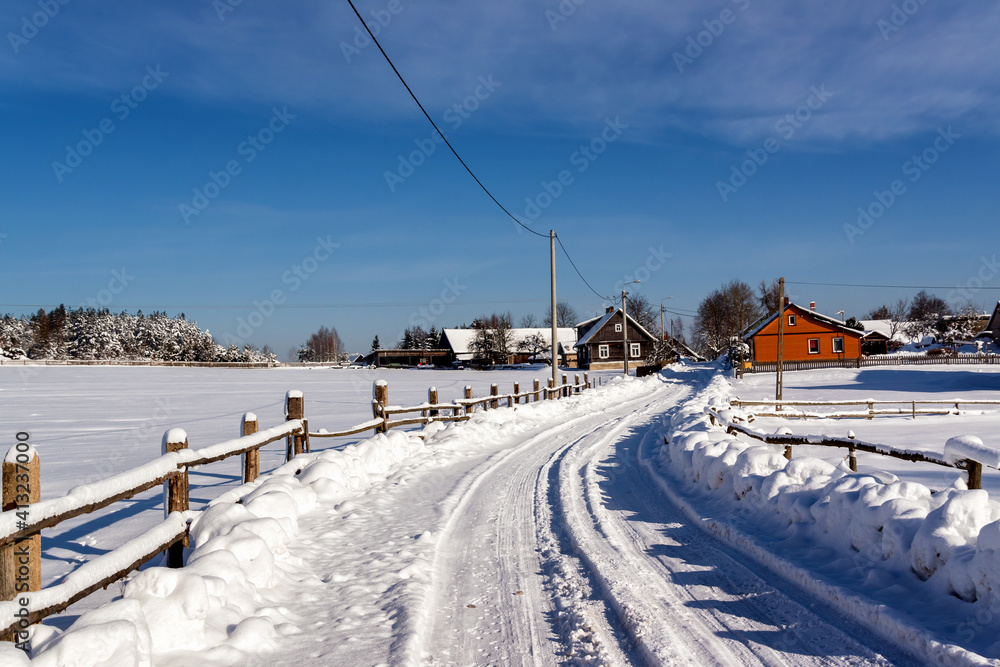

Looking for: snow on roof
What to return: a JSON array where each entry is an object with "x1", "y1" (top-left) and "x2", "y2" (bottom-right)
[
  {"x1": 574, "y1": 308, "x2": 657, "y2": 348},
  {"x1": 743, "y1": 303, "x2": 863, "y2": 340},
  {"x1": 859, "y1": 319, "x2": 893, "y2": 338},
  {"x1": 440, "y1": 328, "x2": 578, "y2": 360}
]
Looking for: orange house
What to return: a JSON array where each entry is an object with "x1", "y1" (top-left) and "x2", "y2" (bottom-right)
[{"x1": 743, "y1": 303, "x2": 863, "y2": 363}]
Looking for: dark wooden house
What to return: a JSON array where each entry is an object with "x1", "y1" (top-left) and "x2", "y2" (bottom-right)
[{"x1": 574, "y1": 307, "x2": 657, "y2": 371}]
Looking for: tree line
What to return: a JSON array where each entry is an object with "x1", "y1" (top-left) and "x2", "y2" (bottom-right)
[{"x1": 0, "y1": 307, "x2": 275, "y2": 363}]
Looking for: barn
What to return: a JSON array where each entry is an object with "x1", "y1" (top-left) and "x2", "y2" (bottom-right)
[{"x1": 743, "y1": 302, "x2": 864, "y2": 363}]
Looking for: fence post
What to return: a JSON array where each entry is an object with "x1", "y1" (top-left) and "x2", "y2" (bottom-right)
[
  {"x1": 286, "y1": 390, "x2": 305, "y2": 457},
  {"x1": 867, "y1": 401, "x2": 874, "y2": 420},
  {"x1": 428, "y1": 387, "x2": 439, "y2": 417},
  {"x1": 465, "y1": 386, "x2": 474, "y2": 416},
  {"x1": 242, "y1": 413, "x2": 259, "y2": 484},
  {"x1": 533, "y1": 379, "x2": 540, "y2": 402},
  {"x1": 560, "y1": 374, "x2": 567, "y2": 397},
  {"x1": 968, "y1": 460, "x2": 983, "y2": 490},
  {"x1": 373, "y1": 381, "x2": 388, "y2": 433},
  {"x1": 912, "y1": 401, "x2": 916, "y2": 420},
  {"x1": 162, "y1": 429, "x2": 189, "y2": 568},
  {"x1": 1, "y1": 438, "x2": 40, "y2": 640},
  {"x1": 847, "y1": 431, "x2": 857, "y2": 472},
  {"x1": 513, "y1": 382, "x2": 520, "y2": 405},
  {"x1": 584, "y1": 372, "x2": 589, "y2": 391},
  {"x1": 490, "y1": 384, "x2": 499, "y2": 409},
  {"x1": 548, "y1": 378, "x2": 555, "y2": 400},
  {"x1": 574, "y1": 374, "x2": 580, "y2": 394}
]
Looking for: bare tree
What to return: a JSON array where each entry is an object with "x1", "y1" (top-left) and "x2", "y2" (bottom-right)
[
  {"x1": 471, "y1": 312, "x2": 515, "y2": 366},
  {"x1": 693, "y1": 280, "x2": 764, "y2": 359},
  {"x1": 758, "y1": 279, "x2": 781, "y2": 315},
  {"x1": 302, "y1": 325, "x2": 345, "y2": 362},
  {"x1": 519, "y1": 313, "x2": 538, "y2": 328},
  {"x1": 517, "y1": 332, "x2": 549, "y2": 361},
  {"x1": 906, "y1": 291, "x2": 952, "y2": 338},
  {"x1": 543, "y1": 302, "x2": 579, "y2": 328},
  {"x1": 624, "y1": 293, "x2": 658, "y2": 334}
]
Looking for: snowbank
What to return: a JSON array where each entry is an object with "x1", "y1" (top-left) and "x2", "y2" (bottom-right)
[
  {"x1": 657, "y1": 373, "x2": 1000, "y2": 662},
  {"x1": 28, "y1": 429, "x2": 425, "y2": 666}
]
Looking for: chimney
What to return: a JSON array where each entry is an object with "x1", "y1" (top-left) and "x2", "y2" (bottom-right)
[
  {"x1": 606, "y1": 306, "x2": 614, "y2": 314},
  {"x1": 783, "y1": 296, "x2": 789, "y2": 306},
  {"x1": 810, "y1": 301, "x2": 816, "y2": 311}
]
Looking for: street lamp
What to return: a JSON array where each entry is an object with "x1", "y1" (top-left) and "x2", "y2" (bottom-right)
[{"x1": 622, "y1": 280, "x2": 640, "y2": 375}]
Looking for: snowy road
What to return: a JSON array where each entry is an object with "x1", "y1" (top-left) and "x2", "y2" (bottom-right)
[{"x1": 262, "y1": 368, "x2": 925, "y2": 666}]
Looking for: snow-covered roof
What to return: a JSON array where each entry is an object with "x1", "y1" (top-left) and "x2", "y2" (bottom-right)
[
  {"x1": 574, "y1": 308, "x2": 656, "y2": 348},
  {"x1": 743, "y1": 303, "x2": 863, "y2": 340},
  {"x1": 859, "y1": 319, "x2": 893, "y2": 338},
  {"x1": 441, "y1": 328, "x2": 578, "y2": 361},
  {"x1": 985, "y1": 301, "x2": 1000, "y2": 334}
]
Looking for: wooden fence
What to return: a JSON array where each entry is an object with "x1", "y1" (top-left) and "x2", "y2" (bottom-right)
[
  {"x1": 748, "y1": 353, "x2": 1000, "y2": 374},
  {"x1": 729, "y1": 398, "x2": 1000, "y2": 420},
  {"x1": 0, "y1": 373, "x2": 592, "y2": 640},
  {"x1": 704, "y1": 407, "x2": 991, "y2": 490}
]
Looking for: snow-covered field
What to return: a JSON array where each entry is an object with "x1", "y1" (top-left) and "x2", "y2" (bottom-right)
[{"x1": 4, "y1": 362, "x2": 1000, "y2": 665}]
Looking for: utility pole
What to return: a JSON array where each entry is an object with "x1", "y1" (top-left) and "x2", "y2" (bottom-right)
[
  {"x1": 622, "y1": 288, "x2": 629, "y2": 376},
  {"x1": 550, "y1": 230, "x2": 558, "y2": 390},
  {"x1": 776, "y1": 276, "x2": 785, "y2": 404}
]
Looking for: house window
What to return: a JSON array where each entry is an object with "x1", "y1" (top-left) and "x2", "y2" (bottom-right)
[
  {"x1": 630, "y1": 343, "x2": 641, "y2": 358},
  {"x1": 788, "y1": 315, "x2": 796, "y2": 326},
  {"x1": 598, "y1": 344, "x2": 609, "y2": 359},
  {"x1": 614, "y1": 323, "x2": 623, "y2": 333},
  {"x1": 832, "y1": 337, "x2": 844, "y2": 354},
  {"x1": 808, "y1": 338, "x2": 820, "y2": 354}
]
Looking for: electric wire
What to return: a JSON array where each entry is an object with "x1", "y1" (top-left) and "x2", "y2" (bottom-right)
[
  {"x1": 555, "y1": 235, "x2": 614, "y2": 302},
  {"x1": 788, "y1": 281, "x2": 1000, "y2": 290},
  {"x1": 344, "y1": 0, "x2": 547, "y2": 239}
]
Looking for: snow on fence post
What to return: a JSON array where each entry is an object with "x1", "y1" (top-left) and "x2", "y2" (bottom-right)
[
  {"x1": 533, "y1": 379, "x2": 540, "y2": 402},
  {"x1": 241, "y1": 413, "x2": 259, "y2": 484},
  {"x1": 490, "y1": 384, "x2": 499, "y2": 409},
  {"x1": 285, "y1": 390, "x2": 305, "y2": 458},
  {"x1": 560, "y1": 373, "x2": 567, "y2": 397},
  {"x1": 867, "y1": 401, "x2": 874, "y2": 420},
  {"x1": 428, "y1": 388, "x2": 439, "y2": 417},
  {"x1": 574, "y1": 374, "x2": 580, "y2": 394},
  {"x1": 547, "y1": 378, "x2": 555, "y2": 400},
  {"x1": 513, "y1": 382, "x2": 520, "y2": 405},
  {"x1": 162, "y1": 429, "x2": 189, "y2": 568},
  {"x1": 1, "y1": 438, "x2": 40, "y2": 640},
  {"x1": 847, "y1": 430, "x2": 858, "y2": 472},
  {"x1": 373, "y1": 381, "x2": 389, "y2": 434},
  {"x1": 464, "y1": 386, "x2": 474, "y2": 416},
  {"x1": 944, "y1": 436, "x2": 995, "y2": 490}
]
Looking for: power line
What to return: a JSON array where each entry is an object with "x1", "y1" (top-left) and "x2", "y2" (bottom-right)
[
  {"x1": 0, "y1": 299, "x2": 547, "y2": 311},
  {"x1": 788, "y1": 280, "x2": 1000, "y2": 290},
  {"x1": 345, "y1": 0, "x2": 547, "y2": 239},
  {"x1": 555, "y1": 235, "x2": 613, "y2": 302}
]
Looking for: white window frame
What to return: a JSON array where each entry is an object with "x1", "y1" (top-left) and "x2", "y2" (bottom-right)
[
  {"x1": 598, "y1": 344, "x2": 609, "y2": 359},
  {"x1": 807, "y1": 338, "x2": 820, "y2": 355},
  {"x1": 788, "y1": 315, "x2": 796, "y2": 326},
  {"x1": 832, "y1": 337, "x2": 844, "y2": 354},
  {"x1": 630, "y1": 342, "x2": 641, "y2": 358},
  {"x1": 614, "y1": 323, "x2": 623, "y2": 333}
]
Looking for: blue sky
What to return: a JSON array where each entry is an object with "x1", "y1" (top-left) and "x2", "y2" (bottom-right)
[{"x1": 1, "y1": 1, "x2": 999, "y2": 358}]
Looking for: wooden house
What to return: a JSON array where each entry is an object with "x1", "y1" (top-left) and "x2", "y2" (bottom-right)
[
  {"x1": 574, "y1": 307, "x2": 657, "y2": 371},
  {"x1": 743, "y1": 302, "x2": 863, "y2": 363},
  {"x1": 983, "y1": 301, "x2": 1000, "y2": 343}
]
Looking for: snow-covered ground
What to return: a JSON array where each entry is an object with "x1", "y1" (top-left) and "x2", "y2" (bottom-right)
[{"x1": 4, "y1": 363, "x2": 1000, "y2": 665}]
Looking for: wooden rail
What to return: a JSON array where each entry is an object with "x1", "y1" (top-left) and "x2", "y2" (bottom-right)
[
  {"x1": 1, "y1": 373, "x2": 597, "y2": 637},
  {"x1": 747, "y1": 353, "x2": 1000, "y2": 374},
  {"x1": 704, "y1": 407, "x2": 987, "y2": 489},
  {"x1": 730, "y1": 398, "x2": 1000, "y2": 421}
]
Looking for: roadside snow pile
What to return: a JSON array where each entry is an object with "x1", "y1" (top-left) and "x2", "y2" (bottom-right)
[
  {"x1": 28, "y1": 429, "x2": 425, "y2": 666},
  {"x1": 660, "y1": 374, "x2": 1000, "y2": 609}
]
